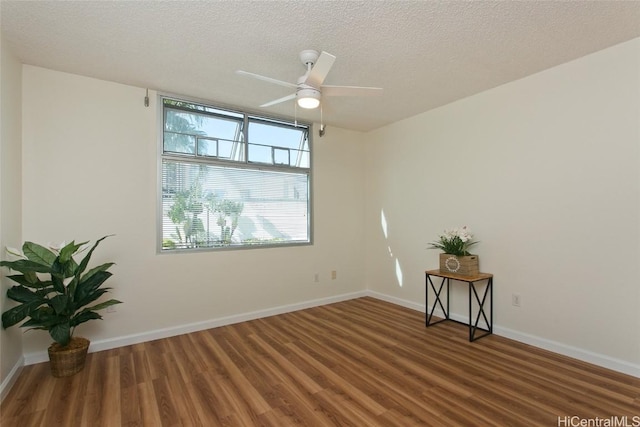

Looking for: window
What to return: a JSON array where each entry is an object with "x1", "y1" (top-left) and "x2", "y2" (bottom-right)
[{"x1": 159, "y1": 97, "x2": 311, "y2": 251}]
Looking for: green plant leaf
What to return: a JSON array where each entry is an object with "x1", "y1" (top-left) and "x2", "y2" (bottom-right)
[
  {"x1": 5, "y1": 271, "x2": 43, "y2": 286},
  {"x1": 31, "y1": 280, "x2": 54, "y2": 291},
  {"x1": 62, "y1": 258, "x2": 79, "y2": 278},
  {"x1": 25, "y1": 306, "x2": 58, "y2": 326},
  {"x1": 49, "y1": 294, "x2": 69, "y2": 315},
  {"x1": 71, "y1": 261, "x2": 114, "y2": 297},
  {"x1": 68, "y1": 262, "x2": 115, "y2": 298},
  {"x1": 74, "y1": 288, "x2": 109, "y2": 310},
  {"x1": 74, "y1": 271, "x2": 112, "y2": 305},
  {"x1": 6, "y1": 274, "x2": 37, "y2": 287},
  {"x1": 1, "y1": 300, "x2": 42, "y2": 328},
  {"x1": 58, "y1": 240, "x2": 84, "y2": 264},
  {"x1": 66, "y1": 276, "x2": 79, "y2": 298},
  {"x1": 21, "y1": 317, "x2": 50, "y2": 328},
  {"x1": 50, "y1": 267, "x2": 66, "y2": 294},
  {"x1": 80, "y1": 263, "x2": 115, "y2": 284},
  {"x1": 6, "y1": 285, "x2": 42, "y2": 304},
  {"x1": 75, "y1": 235, "x2": 112, "y2": 279},
  {"x1": 22, "y1": 242, "x2": 57, "y2": 266},
  {"x1": 70, "y1": 311, "x2": 101, "y2": 327},
  {"x1": 23, "y1": 271, "x2": 39, "y2": 285},
  {"x1": 83, "y1": 299, "x2": 122, "y2": 313},
  {"x1": 0, "y1": 259, "x2": 51, "y2": 274},
  {"x1": 49, "y1": 322, "x2": 71, "y2": 346}
]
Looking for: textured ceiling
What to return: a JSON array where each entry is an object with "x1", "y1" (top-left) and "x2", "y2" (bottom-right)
[{"x1": 2, "y1": 1, "x2": 640, "y2": 132}]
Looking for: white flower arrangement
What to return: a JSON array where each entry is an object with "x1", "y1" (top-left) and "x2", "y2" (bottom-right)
[{"x1": 428, "y1": 226, "x2": 478, "y2": 256}]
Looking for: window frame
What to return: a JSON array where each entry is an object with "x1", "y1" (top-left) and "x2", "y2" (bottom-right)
[{"x1": 157, "y1": 94, "x2": 313, "y2": 253}]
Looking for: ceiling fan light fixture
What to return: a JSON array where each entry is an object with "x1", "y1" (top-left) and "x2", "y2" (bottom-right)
[{"x1": 297, "y1": 88, "x2": 321, "y2": 109}]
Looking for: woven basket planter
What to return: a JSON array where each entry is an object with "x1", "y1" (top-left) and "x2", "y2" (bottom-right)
[
  {"x1": 439, "y1": 254, "x2": 479, "y2": 276},
  {"x1": 48, "y1": 337, "x2": 90, "y2": 377}
]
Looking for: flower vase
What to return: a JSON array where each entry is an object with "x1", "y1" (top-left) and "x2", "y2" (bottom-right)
[{"x1": 439, "y1": 253, "x2": 479, "y2": 276}]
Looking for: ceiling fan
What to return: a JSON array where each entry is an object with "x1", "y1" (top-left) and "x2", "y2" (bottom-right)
[{"x1": 236, "y1": 50, "x2": 383, "y2": 110}]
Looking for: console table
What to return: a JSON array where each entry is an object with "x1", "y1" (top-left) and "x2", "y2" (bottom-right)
[{"x1": 425, "y1": 269, "x2": 493, "y2": 341}]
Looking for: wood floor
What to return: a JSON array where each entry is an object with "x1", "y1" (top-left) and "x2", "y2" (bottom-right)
[{"x1": 2, "y1": 297, "x2": 639, "y2": 426}]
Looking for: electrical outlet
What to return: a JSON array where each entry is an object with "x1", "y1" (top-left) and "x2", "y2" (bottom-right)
[
  {"x1": 331, "y1": 270, "x2": 337, "y2": 280},
  {"x1": 512, "y1": 293, "x2": 521, "y2": 307},
  {"x1": 106, "y1": 305, "x2": 117, "y2": 313},
  {"x1": 314, "y1": 273, "x2": 320, "y2": 283}
]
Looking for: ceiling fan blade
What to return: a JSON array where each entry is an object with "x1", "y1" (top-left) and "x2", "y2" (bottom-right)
[
  {"x1": 260, "y1": 93, "x2": 296, "y2": 108},
  {"x1": 321, "y1": 85, "x2": 383, "y2": 97},
  {"x1": 236, "y1": 70, "x2": 297, "y2": 89},
  {"x1": 304, "y1": 51, "x2": 336, "y2": 88}
]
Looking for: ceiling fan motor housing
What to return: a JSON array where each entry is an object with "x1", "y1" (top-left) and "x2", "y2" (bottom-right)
[{"x1": 299, "y1": 49, "x2": 320, "y2": 67}]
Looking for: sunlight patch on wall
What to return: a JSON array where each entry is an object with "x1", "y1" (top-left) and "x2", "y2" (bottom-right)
[
  {"x1": 381, "y1": 209, "x2": 388, "y2": 239},
  {"x1": 381, "y1": 208, "x2": 403, "y2": 287},
  {"x1": 395, "y1": 258, "x2": 403, "y2": 287}
]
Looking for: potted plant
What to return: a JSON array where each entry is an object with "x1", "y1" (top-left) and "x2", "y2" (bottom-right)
[
  {"x1": 428, "y1": 226, "x2": 480, "y2": 275},
  {"x1": 1, "y1": 235, "x2": 121, "y2": 377}
]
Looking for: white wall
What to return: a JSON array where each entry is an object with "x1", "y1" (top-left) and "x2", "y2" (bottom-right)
[
  {"x1": 20, "y1": 66, "x2": 366, "y2": 355},
  {"x1": 365, "y1": 38, "x2": 640, "y2": 373},
  {"x1": 0, "y1": 36, "x2": 24, "y2": 394}
]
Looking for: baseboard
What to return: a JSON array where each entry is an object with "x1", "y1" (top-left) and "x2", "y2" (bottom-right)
[
  {"x1": 22, "y1": 290, "x2": 369, "y2": 366},
  {"x1": 493, "y1": 325, "x2": 640, "y2": 378},
  {"x1": 366, "y1": 290, "x2": 425, "y2": 312},
  {"x1": 18, "y1": 288, "x2": 640, "y2": 378},
  {"x1": 365, "y1": 290, "x2": 640, "y2": 378},
  {"x1": 0, "y1": 355, "x2": 24, "y2": 404}
]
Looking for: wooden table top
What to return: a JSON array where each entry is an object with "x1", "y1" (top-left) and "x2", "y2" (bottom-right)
[{"x1": 425, "y1": 269, "x2": 493, "y2": 282}]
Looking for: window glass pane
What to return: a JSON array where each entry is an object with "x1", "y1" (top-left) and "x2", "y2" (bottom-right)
[
  {"x1": 162, "y1": 160, "x2": 309, "y2": 250},
  {"x1": 164, "y1": 131, "x2": 196, "y2": 154},
  {"x1": 248, "y1": 119, "x2": 309, "y2": 168},
  {"x1": 273, "y1": 148, "x2": 290, "y2": 165},
  {"x1": 248, "y1": 120, "x2": 305, "y2": 149},
  {"x1": 197, "y1": 137, "x2": 218, "y2": 157},
  {"x1": 217, "y1": 139, "x2": 236, "y2": 160},
  {"x1": 195, "y1": 113, "x2": 242, "y2": 141},
  {"x1": 165, "y1": 107, "x2": 243, "y2": 141},
  {"x1": 248, "y1": 144, "x2": 272, "y2": 164},
  {"x1": 164, "y1": 103, "x2": 245, "y2": 161},
  {"x1": 161, "y1": 97, "x2": 311, "y2": 252}
]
